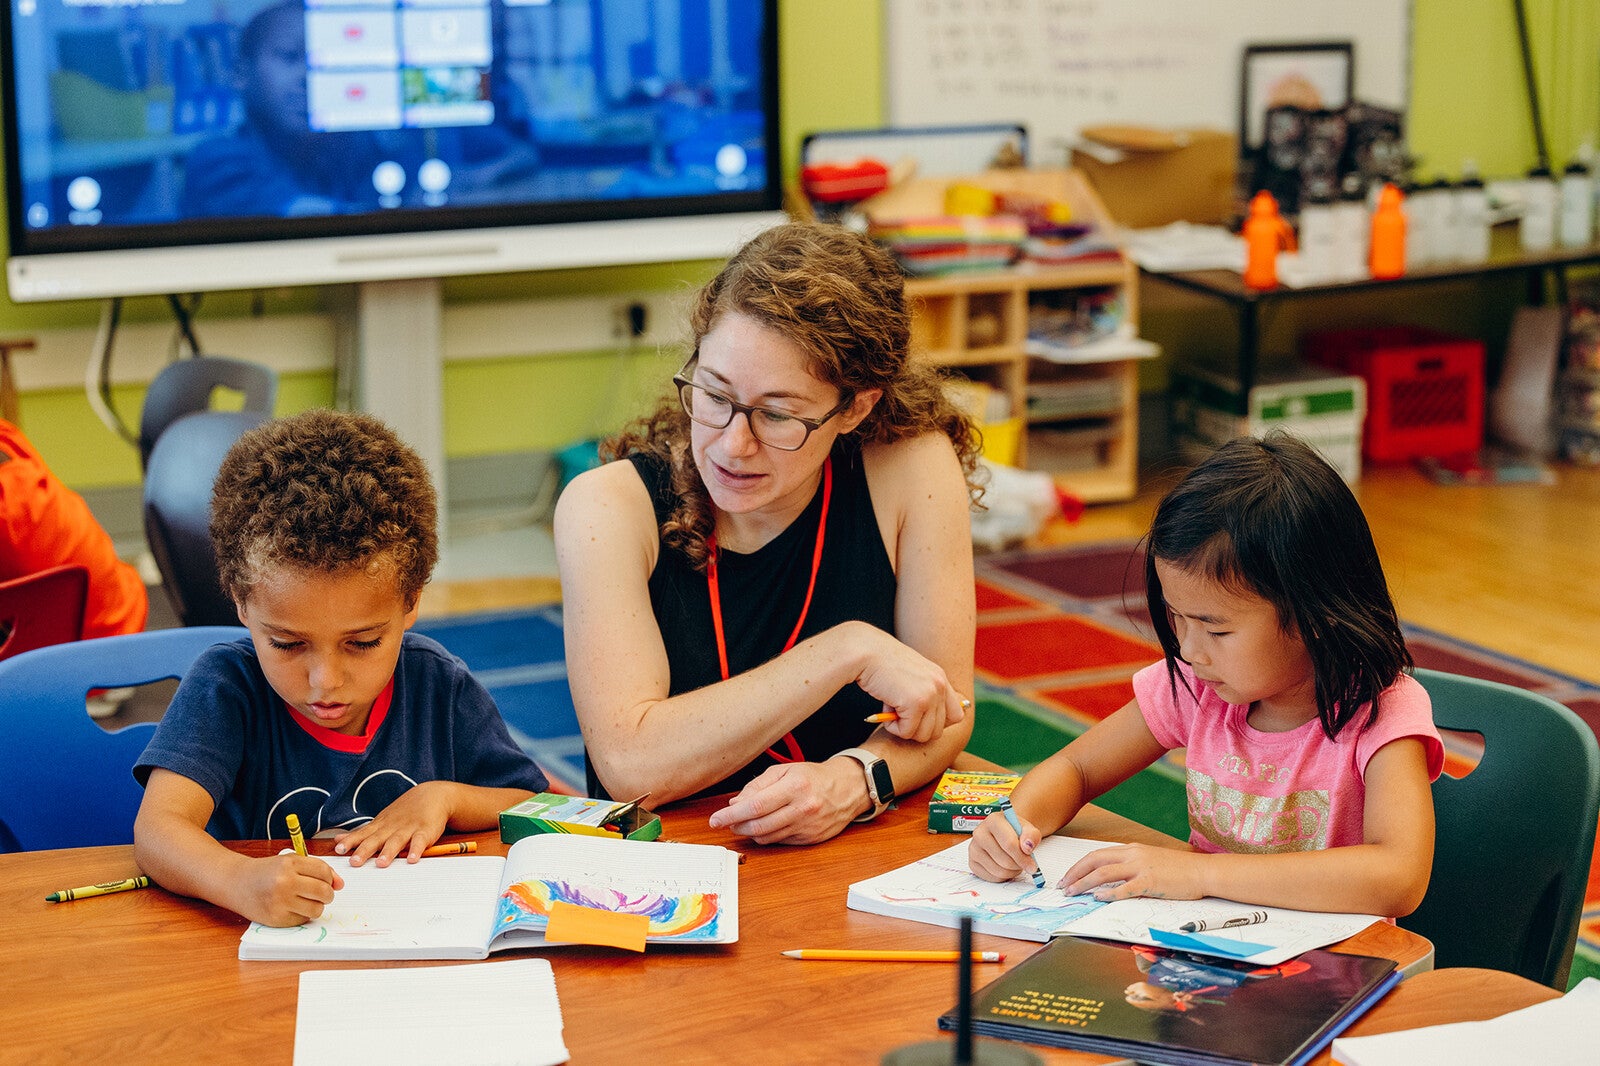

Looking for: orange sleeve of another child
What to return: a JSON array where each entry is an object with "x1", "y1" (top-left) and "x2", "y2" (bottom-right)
[{"x1": 0, "y1": 420, "x2": 148, "y2": 638}]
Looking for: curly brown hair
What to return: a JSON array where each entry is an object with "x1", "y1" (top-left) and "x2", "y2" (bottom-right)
[
  {"x1": 210, "y1": 409, "x2": 438, "y2": 607},
  {"x1": 603, "y1": 221, "x2": 983, "y2": 570}
]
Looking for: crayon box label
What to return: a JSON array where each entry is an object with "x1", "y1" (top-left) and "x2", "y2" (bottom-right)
[
  {"x1": 927, "y1": 769, "x2": 1021, "y2": 833},
  {"x1": 499, "y1": 792, "x2": 663, "y2": 845}
]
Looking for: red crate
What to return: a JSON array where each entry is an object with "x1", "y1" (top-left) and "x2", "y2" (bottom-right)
[{"x1": 1304, "y1": 327, "x2": 1485, "y2": 462}]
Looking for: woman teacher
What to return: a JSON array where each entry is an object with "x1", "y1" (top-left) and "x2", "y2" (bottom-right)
[{"x1": 555, "y1": 221, "x2": 983, "y2": 844}]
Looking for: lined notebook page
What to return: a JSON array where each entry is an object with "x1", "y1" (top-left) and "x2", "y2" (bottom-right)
[
  {"x1": 242, "y1": 855, "x2": 506, "y2": 958},
  {"x1": 293, "y1": 959, "x2": 568, "y2": 1065}
]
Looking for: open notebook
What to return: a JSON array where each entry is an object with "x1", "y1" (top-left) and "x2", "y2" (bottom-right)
[
  {"x1": 847, "y1": 835, "x2": 1380, "y2": 966},
  {"x1": 242, "y1": 834, "x2": 738, "y2": 960}
]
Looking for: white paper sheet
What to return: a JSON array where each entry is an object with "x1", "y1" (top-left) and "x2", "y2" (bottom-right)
[
  {"x1": 293, "y1": 959, "x2": 568, "y2": 1066},
  {"x1": 1331, "y1": 976, "x2": 1600, "y2": 1066}
]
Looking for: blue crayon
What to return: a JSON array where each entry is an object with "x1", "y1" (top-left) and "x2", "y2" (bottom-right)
[{"x1": 996, "y1": 797, "x2": 1046, "y2": 889}]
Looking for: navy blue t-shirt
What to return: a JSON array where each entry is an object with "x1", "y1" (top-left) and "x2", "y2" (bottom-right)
[{"x1": 135, "y1": 632, "x2": 547, "y2": 841}]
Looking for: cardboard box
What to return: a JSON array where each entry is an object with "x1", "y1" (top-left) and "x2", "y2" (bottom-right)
[
  {"x1": 499, "y1": 793, "x2": 663, "y2": 845},
  {"x1": 1070, "y1": 126, "x2": 1237, "y2": 229},
  {"x1": 928, "y1": 769, "x2": 1021, "y2": 833},
  {"x1": 1170, "y1": 363, "x2": 1367, "y2": 483}
]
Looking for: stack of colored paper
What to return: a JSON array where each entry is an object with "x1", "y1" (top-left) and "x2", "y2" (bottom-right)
[{"x1": 868, "y1": 215, "x2": 1027, "y2": 275}]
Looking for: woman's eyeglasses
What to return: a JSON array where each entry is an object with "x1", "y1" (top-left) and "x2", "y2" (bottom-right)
[{"x1": 673, "y1": 370, "x2": 852, "y2": 452}]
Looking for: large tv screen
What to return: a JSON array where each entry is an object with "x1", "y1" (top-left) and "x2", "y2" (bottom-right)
[{"x1": 2, "y1": 0, "x2": 780, "y2": 300}]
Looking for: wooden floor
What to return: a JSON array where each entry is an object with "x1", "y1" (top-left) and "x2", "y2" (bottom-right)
[{"x1": 423, "y1": 457, "x2": 1600, "y2": 687}]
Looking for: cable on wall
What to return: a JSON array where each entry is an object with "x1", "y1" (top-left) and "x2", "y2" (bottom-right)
[{"x1": 85, "y1": 297, "x2": 137, "y2": 446}]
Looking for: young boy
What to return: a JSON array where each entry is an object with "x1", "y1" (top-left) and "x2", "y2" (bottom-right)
[{"x1": 134, "y1": 409, "x2": 547, "y2": 927}]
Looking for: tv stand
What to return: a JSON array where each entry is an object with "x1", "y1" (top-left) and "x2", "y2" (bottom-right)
[{"x1": 333, "y1": 278, "x2": 447, "y2": 522}]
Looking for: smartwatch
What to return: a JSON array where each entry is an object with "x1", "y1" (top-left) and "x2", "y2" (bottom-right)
[{"x1": 837, "y1": 747, "x2": 896, "y2": 822}]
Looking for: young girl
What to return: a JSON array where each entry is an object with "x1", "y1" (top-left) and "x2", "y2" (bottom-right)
[{"x1": 969, "y1": 433, "x2": 1443, "y2": 917}]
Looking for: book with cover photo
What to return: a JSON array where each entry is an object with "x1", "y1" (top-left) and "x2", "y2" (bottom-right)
[
  {"x1": 938, "y1": 935, "x2": 1399, "y2": 1066},
  {"x1": 239, "y1": 834, "x2": 738, "y2": 960}
]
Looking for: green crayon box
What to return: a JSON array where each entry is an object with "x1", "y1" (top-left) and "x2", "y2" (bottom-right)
[
  {"x1": 927, "y1": 769, "x2": 1021, "y2": 833},
  {"x1": 499, "y1": 792, "x2": 663, "y2": 845}
]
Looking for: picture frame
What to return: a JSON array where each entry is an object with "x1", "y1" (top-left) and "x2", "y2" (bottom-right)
[{"x1": 1238, "y1": 42, "x2": 1355, "y2": 153}]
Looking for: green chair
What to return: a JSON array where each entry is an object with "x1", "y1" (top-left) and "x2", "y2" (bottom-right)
[{"x1": 1401, "y1": 668, "x2": 1600, "y2": 988}]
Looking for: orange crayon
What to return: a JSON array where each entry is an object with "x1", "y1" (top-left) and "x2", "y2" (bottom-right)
[{"x1": 419, "y1": 841, "x2": 478, "y2": 858}]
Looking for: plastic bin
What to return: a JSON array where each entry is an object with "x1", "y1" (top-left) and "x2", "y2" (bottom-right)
[
  {"x1": 1304, "y1": 326, "x2": 1485, "y2": 462},
  {"x1": 1170, "y1": 363, "x2": 1366, "y2": 483}
]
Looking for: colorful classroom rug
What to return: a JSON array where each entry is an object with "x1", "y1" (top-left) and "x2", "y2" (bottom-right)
[{"x1": 413, "y1": 541, "x2": 1600, "y2": 988}]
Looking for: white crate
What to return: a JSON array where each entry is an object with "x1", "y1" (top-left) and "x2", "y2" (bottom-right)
[{"x1": 1170, "y1": 364, "x2": 1367, "y2": 483}]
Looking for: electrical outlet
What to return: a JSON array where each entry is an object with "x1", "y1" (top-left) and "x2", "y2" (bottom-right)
[{"x1": 612, "y1": 301, "x2": 649, "y2": 340}]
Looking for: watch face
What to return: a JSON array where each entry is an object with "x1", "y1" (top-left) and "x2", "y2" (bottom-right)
[{"x1": 869, "y1": 758, "x2": 895, "y2": 804}]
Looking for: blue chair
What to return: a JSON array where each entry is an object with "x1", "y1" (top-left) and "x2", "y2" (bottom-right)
[
  {"x1": 138, "y1": 355, "x2": 277, "y2": 472},
  {"x1": 0, "y1": 626, "x2": 246, "y2": 852},
  {"x1": 1402, "y1": 668, "x2": 1600, "y2": 988},
  {"x1": 143, "y1": 410, "x2": 267, "y2": 627}
]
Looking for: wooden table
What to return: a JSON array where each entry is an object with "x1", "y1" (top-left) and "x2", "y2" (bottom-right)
[{"x1": 7, "y1": 793, "x2": 1453, "y2": 1064}]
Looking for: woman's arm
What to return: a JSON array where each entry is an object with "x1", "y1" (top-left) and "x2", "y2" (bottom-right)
[
  {"x1": 852, "y1": 431, "x2": 978, "y2": 794},
  {"x1": 555, "y1": 457, "x2": 966, "y2": 810},
  {"x1": 1057, "y1": 737, "x2": 1436, "y2": 916}
]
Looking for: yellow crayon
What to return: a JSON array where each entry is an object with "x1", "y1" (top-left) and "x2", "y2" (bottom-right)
[
  {"x1": 286, "y1": 812, "x2": 308, "y2": 856},
  {"x1": 46, "y1": 876, "x2": 151, "y2": 903},
  {"x1": 419, "y1": 841, "x2": 477, "y2": 858}
]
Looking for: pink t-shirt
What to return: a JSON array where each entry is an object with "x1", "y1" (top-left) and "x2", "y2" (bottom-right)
[{"x1": 1133, "y1": 660, "x2": 1443, "y2": 855}]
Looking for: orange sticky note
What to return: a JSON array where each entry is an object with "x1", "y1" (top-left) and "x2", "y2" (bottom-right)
[{"x1": 544, "y1": 900, "x2": 651, "y2": 952}]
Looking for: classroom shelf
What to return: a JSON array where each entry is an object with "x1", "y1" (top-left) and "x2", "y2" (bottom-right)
[{"x1": 882, "y1": 169, "x2": 1151, "y2": 502}]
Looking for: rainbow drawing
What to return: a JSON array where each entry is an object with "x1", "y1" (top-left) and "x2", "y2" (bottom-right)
[{"x1": 496, "y1": 878, "x2": 722, "y2": 940}]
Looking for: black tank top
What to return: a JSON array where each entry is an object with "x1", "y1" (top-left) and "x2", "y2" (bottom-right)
[{"x1": 591, "y1": 442, "x2": 898, "y2": 799}]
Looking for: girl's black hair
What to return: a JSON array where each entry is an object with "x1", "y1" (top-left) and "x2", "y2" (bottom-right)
[{"x1": 1143, "y1": 432, "x2": 1411, "y2": 739}]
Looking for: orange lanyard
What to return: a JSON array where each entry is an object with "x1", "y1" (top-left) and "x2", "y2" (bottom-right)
[{"x1": 706, "y1": 456, "x2": 833, "y2": 764}]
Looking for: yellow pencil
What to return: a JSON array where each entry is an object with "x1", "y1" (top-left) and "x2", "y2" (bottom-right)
[
  {"x1": 419, "y1": 841, "x2": 477, "y2": 858},
  {"x1": 286, "y1": 812, "x2": 308, "y2": 857},
  {"x1": 863, "y1": 712, "x2": 899, "y2": 723},
  {"x1": 46, "y1": 876, "x2": 151, "y2": 903},
  {"x1": 781, "y1": 949, "x2": 1004, "y2": 962}
]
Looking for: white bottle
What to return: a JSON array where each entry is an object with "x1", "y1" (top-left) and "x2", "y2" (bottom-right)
[
  {"x1": 1522, "y1": 165, "x2": 1557, "y2": 251},
  {"x1": 1428, "y1": 178, "x2": 1459, "y2": 264},
  {"x1": 1297, "y1": 192, "x2": 1337, "y2": 284},
  {"x1": 1404, "y1": 180, "x2": 1435, "y2": 268},
  {"x1": 1454, "y1": 171, "x2": 1491, "y2": 263},
  {"x1": 1559, "y1": 159, "x2": 1595, "y2": 246},
  {"x1": 1332, "y1": 175, "x2": 1370, "y2": 281}
]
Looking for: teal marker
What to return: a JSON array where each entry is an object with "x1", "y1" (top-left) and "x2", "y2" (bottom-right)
[{"x1": 997, "y1": 797, "x2": 1046, "y2": 889}]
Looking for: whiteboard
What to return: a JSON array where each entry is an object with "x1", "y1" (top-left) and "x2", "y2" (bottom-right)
[{"x1": 885, "y1": 0, "x2": 1411, "y2": 160}]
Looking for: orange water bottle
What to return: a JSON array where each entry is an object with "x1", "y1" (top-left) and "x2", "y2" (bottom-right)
[
  {"x1": 1369, "y1": 182, "x2": 1407, "y2": 279},
  {"x1": 1242, "y1": 191, "x2": 1288, "y2": 290}
]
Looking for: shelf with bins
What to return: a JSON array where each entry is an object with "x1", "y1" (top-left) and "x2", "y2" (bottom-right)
[{"x1": 877, "y1": 168, "x2": 1152, "y2": 501}]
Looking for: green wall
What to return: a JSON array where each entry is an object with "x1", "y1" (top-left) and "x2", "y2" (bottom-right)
[{"x1": 6, "y1": 0, "x2": 1598, "y2": 490}]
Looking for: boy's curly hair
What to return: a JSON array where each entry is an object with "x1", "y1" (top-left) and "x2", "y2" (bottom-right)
[{"x1": 210, "y1": 409, "x2": 438, "y2": 607}]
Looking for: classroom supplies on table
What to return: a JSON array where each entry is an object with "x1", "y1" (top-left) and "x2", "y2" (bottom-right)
[
  {"x1": 846, "y1": 836, "x2": 1380, "y2": 965},
  {"x1": 293, "y1": 959, "x2": 568, "y2": 1066},
  {"x1": 499, "y1": 791, "x2": 662, "y2": 843},
  {"x1": 928, "y1": 768, "x2": 1021, "y2": 832},
  {"x1": 1331, "y1": 976, "x2": 1599, "y2": 1066},
  {"x1": 939, "y1": 935, "x2": 1398, "y2": 1066},
  {"x1": 239, "y1": 834, "x2": 738, "y2": 960}
]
